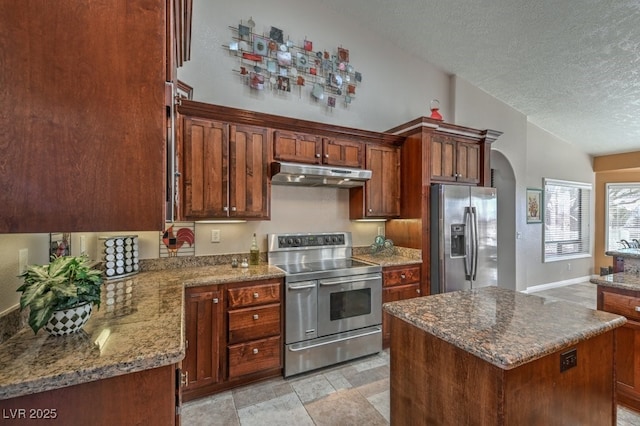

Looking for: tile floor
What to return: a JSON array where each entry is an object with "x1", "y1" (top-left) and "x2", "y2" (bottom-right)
[{"x1": 182, "y1": 283, "x2": 640, "y2": 425}]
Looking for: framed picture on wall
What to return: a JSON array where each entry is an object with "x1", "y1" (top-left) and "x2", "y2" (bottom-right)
[{"x1": 526, "y1": 188, "x2": 543, "y2": 223}]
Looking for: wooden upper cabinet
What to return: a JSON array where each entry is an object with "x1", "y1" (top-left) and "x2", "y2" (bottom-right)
[
  {"x1": 350, "y1": 144, "x2": 400, "y2": 219},
  {"x1": 273, "y1": 131, "x2": 321, "y2": 164},
  {"x1": 179, "y1": 115, "x2": 269, "y2": 220},
  {"x1": 322, "y1": 138, "x2": 363, "y2": 168},
  {"x1": 273, "y1": 131, "x2": 363, "y2": 168},
  {"x1": 0, "y1": 1, "x2": 167, "y2": 232},
  {"x1": 431, "y1": 135, "x2": 481, "y2": 185}
]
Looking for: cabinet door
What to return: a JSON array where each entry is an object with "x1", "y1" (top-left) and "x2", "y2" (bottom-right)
[
  {"x1": 184, "y1": 287, "x2": 224, "y2": 391},
  {"x1": 322, "y1": 138, "x2": 363, "y2": 168},
  {"x1": 455, "y1": 141, "x2": 481, "y2": 184},
  {"x1": 430, "y1": 135, "x2": 457, "y2": 182},
  {"x1": 182, "y1": 117, "x2": 229, "y2": 219},
  {"x1": 273, "y1": 131, "x2": 321, "y2": 164},
  {"x1": 229, "y1": 124, "x2": 270, "y2": 218},
  {"x1": 363, "y1": 144, "x2": 400, "y2": 217},
  {"x1": 1, "y1": 1, "x2": 165, "y2": 233},
  {"x1": 382, "y1": 283, "x2": 421, "y2": 346}
]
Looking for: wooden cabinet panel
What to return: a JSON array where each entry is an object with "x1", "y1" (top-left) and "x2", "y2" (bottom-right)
[
  {"x1": 456, "y1": 141, "x2": 481, "y2": 184},
  {"x1": 351, "y1": 144, "x2": 400, "y2": 219},
  {"x1": 0, "y1": 1, "x2": 166, "y2": 232},
  {"x1": 383, "y1": 264, "x2": 421, "y2": 287},
  {"x1": 228, "y1": 304, "x2": 281, "y2": 344},
  {"x1": 228, "y1": 336, "x2": 282, "y2": 378},
  {"x1": 229, "y1": 124, "x2": 270, "y2": 218},
  {"x1": 227, "y1": 280, "x2": 281, "y2": 309},
  {"x1": 273, "y1": 130, "x2": 321, "y2": 164},
  {"x1": 430, "y1": 135, "x2": 481, "y2": 184},
  {"x1": 322, "y1": 138, "x2": 363, "y2": 168},
  {"x1": 184, "y1": 286, "x2": 224, "y2": 391},
  {"x1": 598, "y1": 285, "x2": 640, "y2": 411},
  {"x1": 602, "y1": 291, "x2": 640, "y2": 322},
  {"x1": 179, "y1": 115, "x2": 269, "y2": 220}
]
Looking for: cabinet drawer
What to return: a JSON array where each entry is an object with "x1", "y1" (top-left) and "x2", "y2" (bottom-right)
[
  {"x1": 228, "y1": 304, "x2": 281, "y2": 344},
  {"x1": 227, "y1": 281, "x2": 281, "y2": 309},
  {"x1": 228, "y1": 336, "x2": 281, "y2": 378},
  {"x1": 383, "y1": 265, "x2": 421, "y2": 287},
  {"x1": 602, "y1": 292, "x2": 640, "y2": 322}
]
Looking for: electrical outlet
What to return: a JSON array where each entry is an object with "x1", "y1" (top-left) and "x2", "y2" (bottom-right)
[
  {"x1": 377, "y1": 226, "x2": 384, "y2": 236},
  {"x1": 211, "y1": 229, "x2": 221, "y2": 243},
  {"x1": 19, "y1": 249, "x2": 28, "y2": 274},
  {"x1": 560, "y1": 348, "x2": 577, "y2": 372}
]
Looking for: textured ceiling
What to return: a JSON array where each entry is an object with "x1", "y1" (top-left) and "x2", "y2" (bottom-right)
[{"x1": 320, "y1": 0, "x2": 640, "y2": 156}]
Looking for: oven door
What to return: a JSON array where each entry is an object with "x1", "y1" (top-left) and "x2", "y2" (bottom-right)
[
  {"x1": 317, "y1": 273, "x2": 382, "y2": 337},
  {"x1": 285, "y1": 279, "x2": 318, "y2": 344}
]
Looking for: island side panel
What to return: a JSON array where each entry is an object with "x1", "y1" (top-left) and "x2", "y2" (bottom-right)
[
  {"x1": 389, "y1": 316, "x2": 504, "y2": 425},
  {"x1": 389, "y1": 315, "x2": 616, "y2": 425},
  {"x1": 0, "y1": 364, "x2": 176, "y2": 426},
  {"x1": 503, "y1": 330, "x2": 615, "y2": 425}
]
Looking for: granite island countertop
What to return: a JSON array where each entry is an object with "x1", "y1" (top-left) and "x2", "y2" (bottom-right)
[
  {"x1": 0, "y1": 263, "x2": 285, "y2": 400},
  {"x1": 383, "y1": 286, "x2": 626, "y2": 370},
  {"x1": 605, "y1": 248, "x2": 640, "y2": 259},
  {"x1": 590, "y1": 271, "x2": 640, "y2": 292}
]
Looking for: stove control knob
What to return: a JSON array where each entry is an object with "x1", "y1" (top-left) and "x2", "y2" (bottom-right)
[
  {"x1": 317, "y1": 236, "x2": 324, "y2": 245},
  {"x1": 286, "y1": 238, "x2": 294, "y2": 246},
  {"x1": 294, "y1": 238, "x2": 302, "y2": 246},
  {"x1": 331, "y1": 236, "x2": 338, "y2": 244}
]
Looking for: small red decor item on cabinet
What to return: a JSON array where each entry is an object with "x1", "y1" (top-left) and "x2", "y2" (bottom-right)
[{"x1": 430, "y1": 99, "x2": 443, "y2": 120}]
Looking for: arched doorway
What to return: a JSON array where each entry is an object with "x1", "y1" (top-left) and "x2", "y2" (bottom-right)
[{"x1": 491, "y1": 150, "x2": 516, "y2": 290}]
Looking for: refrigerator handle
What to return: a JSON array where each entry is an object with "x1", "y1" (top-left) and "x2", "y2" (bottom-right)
[
  {"x1": 471, "y1": 206, "x2": 479, "y2": 281},
  {"x1": 464, "y1": 207, "x2": 472, "y2": 281}
]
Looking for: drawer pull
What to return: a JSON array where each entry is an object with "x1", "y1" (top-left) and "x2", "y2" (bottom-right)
[
  {"x1": 253, "y1": 292, "x2": 259, "y2": 299},
  {"x1": 400, "y1": 274, "x2": 406, "y2": 279},
  {"x1": 635, "y1": 306, "x2": 640, "y2": 312},
  {"x1": 213, "y1": 298, "x2": 219, "y2": 304},
  {"x1": 416, "y1": 289, "x2": 421, "y2": 294},
  {"x1": 253, "y1": 314, "x2": 259, "y2": 320},
  {"x1": 253, "y1": 348, "x2": 259, "y2": 355}
]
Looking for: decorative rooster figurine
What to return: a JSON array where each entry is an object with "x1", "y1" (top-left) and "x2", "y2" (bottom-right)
[{"x1": 162, "y1": 225, "x2": 195, "y2": 257}]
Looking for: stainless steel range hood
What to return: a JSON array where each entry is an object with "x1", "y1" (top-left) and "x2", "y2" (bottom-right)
[{"x1": 271, "y1": 162, "x2": 371, "y2": 188}]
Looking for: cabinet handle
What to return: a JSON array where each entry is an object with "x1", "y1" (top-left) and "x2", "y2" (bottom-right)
[
  {"x1": 315, "y1": 153, "x2": 321, "y2": 158},
  {"x1": 400, "y1": 274, "x2": 406, "y2": 279},
  {"x1": 417, "y1": 289, "x2": 421, "y2": 294},
  {"x1": 253, "y1": 314, "x2": 259, "y2": 320},
  {"x1": 213, "y1": 298, "x2": 219, "y2": 304},
  {"x1": 231, "y1": 206, "x2": 237, "y2": 212},
  {"x1": 253, "y1": 292, "x2": 259, "y2": 299},
  {"x1": 324, "y1": 154, "x2": 329, "y2": 158},
  {"x1": 635, "y1": 306, "x2": 640, "y2": 312},
  {"x1": 368, "y1": 208, "x2": 373, "y2": 213},
  {"x1": 223, "y1": 206, "x2": 229, "y2": 212},
  {"x1": 253, "y1": 348, "x2": 259, "y2": 355}
]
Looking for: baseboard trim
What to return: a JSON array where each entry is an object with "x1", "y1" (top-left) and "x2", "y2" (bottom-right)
[{"x1": 523, "y1": 275, "x2": 593, "y2": 294}]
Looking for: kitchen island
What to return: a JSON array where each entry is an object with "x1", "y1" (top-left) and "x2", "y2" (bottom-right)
[
  {"x1": 383, "y1": 286, "x2": 626, "y2": 425},
  {"x1": 0, "y1": 263, "x2": 284, "y2": 425}
]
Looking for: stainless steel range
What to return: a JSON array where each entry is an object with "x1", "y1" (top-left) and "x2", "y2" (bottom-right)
[{"x1": 268, "y1": 232, "x2": 383, "y2": 377}]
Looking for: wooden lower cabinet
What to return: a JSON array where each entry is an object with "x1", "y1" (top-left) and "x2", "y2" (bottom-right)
[
  {"x1": 0, "y1": 365, "x2": 178, "y2": 426},
  {"x1": 183, "y1": 278, "x2": 283, "y2": 402},
  {"x1": 382, "y1": 264, "x2": 421, "y2": 347},
  {"x1": 598, "y1": 285, "x2": 640, "y2": 412}
]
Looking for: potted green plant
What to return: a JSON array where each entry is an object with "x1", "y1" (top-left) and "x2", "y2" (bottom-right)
[{"x1": 17, "y1": 255, "x2": 103, "y2": 335}]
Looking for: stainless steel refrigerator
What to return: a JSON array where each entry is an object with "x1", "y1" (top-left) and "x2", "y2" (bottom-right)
[{"x1": 430, "y1": 184, "x2": 498, "y2": 294}]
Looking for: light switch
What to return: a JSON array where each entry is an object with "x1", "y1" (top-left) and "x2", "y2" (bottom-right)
[{"x1": 19, "y1": 248, "x2": 28, "y2": 274}]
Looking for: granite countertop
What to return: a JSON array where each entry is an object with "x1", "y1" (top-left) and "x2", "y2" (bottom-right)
[
  {"x1": 605, "y1": 248, "x2": 640, "y2": 258},
  {"x1": 353, "y1": 246, "x2": 422, "y2": 267},
  {"x1": 383, "y1": 286, "x2": 626, "y2": 370},
  {"x1": 590, "y1": 272, "x2": 640, "y2": 292},
  {"x1": 0, "y1": 263, "x2": 285, "y2": 401}
]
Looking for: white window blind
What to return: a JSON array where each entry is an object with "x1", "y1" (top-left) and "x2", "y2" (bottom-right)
[
  {"x1": 606, "y1": 183, "x2": 640, "y2": 251},
  {"x1": 543, "y1": 178, "x2": 592, "y2": 262}
]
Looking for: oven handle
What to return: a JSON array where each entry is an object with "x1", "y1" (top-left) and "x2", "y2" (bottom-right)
[
  {"x1": 287, "y1": 327, "x2": 382, "y2": 351},
  {"x1": 319, "y1": 275, "x2": 381, "y2": 286},
  {"x1": 287, "y1": 282, "x2": 316, "y2": 290}
]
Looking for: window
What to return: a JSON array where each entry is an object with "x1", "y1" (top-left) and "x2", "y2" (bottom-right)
[
  {"x1": 605, "y1": 183, "x2": 640, "y2": 251},
  {"x1": 543, "y1": 178, "x2": 592, "y2": 262}
]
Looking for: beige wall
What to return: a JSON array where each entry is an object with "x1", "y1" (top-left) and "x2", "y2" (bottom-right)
[{"x1": 593, "y1": 151, "x2": 640, "y2": 270}]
